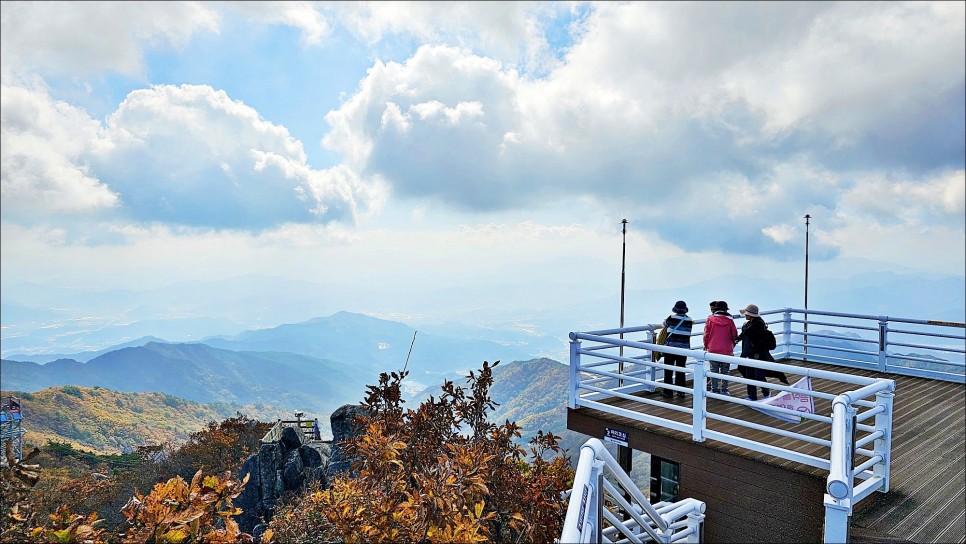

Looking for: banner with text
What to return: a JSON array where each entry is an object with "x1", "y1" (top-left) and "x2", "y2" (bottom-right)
[{"x1": 750, "y1": 376, "x2": 815, "y2": 423}]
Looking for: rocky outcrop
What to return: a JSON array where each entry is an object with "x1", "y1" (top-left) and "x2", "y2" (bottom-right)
[
  {"x1": 234, "y1": 404, "x2": 371, "y2": 536},
  {"x1": 235, "y1": 425, "x2": 329, "y2": 535},
  {"x1": 326, "y1": 403, "x2": 370, "y2": 480}
]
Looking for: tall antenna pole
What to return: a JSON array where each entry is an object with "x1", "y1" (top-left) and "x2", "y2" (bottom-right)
[
  {"x1": 619, "y1": 219, "x2": 628, "y2": 384},
  {"x1": 804, "y1": 214, "x2": 811, "y2": 360},
  {"x1": 617, "y1": 219, "x2": 632, "y2": 478}
]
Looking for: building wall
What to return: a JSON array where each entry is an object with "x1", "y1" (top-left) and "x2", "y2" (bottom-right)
[{"x1": 568, "y1": 409, "x2": 827, "y2": 543}]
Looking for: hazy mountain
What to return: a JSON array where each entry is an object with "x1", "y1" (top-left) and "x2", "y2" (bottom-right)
[
  {"x1": 5, "y1": 336, "x2": 170, "y2": 364},
  {"x1": 1, "y1": 342, "x2": 374, "y2": 423},
  {"x1": 4, "y1": 269, "x2": 962, "y2": 361},
  {"x1": 200, "y1": 311, "x2": 539, "y2": 382}
]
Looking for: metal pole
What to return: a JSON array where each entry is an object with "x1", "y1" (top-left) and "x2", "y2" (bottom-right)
[
  {"x1": 619, "y1": 219, "x2": 628, "y2": 385},
  {"x1": 804, "y1": 214, "x2": 811, "y2": 360},
  {"x1": 618, "y1": 219, "x2": 632, "y2": 477}
]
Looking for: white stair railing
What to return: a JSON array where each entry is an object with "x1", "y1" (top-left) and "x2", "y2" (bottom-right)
[{"x1": 560, "y1": 438, "x2": 705, "y2": 543}]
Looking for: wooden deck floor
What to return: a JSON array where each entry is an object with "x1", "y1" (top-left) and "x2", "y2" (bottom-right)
[{"x1": 572, "y1": 360, "x2": 965, "y2": 543}]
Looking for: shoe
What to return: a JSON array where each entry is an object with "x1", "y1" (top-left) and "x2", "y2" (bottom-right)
[
  {"x1": 711, "y1": 389, "x2": 720, "y2": 394},
  {"x1": 676, "y1": 392, "x2": 686, "y2": 398},
  {"x1": 662, "y1": 390, "x2": 674, "y2": 398},
  {"x1": 720, "y1": 390, "x2": 732, "y2": 397},
  {"x1": 744, "y1": 396, "x2": 758, "y2": 401}
]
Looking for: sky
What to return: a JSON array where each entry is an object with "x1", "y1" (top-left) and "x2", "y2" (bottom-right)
[{"x1": 1, "y1": 1, "x2": 964, "y2": 334}]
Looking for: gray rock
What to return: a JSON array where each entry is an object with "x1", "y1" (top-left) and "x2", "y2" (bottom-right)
[
  {"x1": 234, "y1": 454, "x2": 263, "y2": 535},
  {"x1": 274, "y1": 469, "x2": 285, "y2": 497},
  {"x1": 280, "y1": 425, "x2": 303, "y2": 450},
  {"x1": 327, "y1": 404, "x2": 369, "y2": 480},
  {"x1": 298, "y1": 444, "x2": 325, "y2": 469},
  {"x1": 282, "y1": 449, "x2": 306, "y2": 490},
  {"x1": 311, "y1": 466, "x2": 328, "y2": 488},
  {"x1": 257, "y1": 443, "x2": 282, "y2": 510}
]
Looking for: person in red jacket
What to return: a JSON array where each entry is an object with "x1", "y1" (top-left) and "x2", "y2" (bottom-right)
[{"x1": 703, "y1": 300, "x2": 738, "y2": 395}]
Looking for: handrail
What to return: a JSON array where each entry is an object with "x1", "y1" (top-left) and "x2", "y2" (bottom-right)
[
  {"x1": 560, "y1": 438, "x2": 705, "y2": 544},
  {"x1": 261, "y1": 418, "x2": 319, "y2": 444}
]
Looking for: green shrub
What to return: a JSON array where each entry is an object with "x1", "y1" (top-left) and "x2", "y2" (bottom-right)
[{"x1": 60, "y1": 385, "x2": 83, "y2": 398}]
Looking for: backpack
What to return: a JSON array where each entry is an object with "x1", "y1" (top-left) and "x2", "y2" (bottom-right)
[
  {"x1": 763, "y1": 326, "x2": 777, "y2": 351},
  {"x1": 653, "y1": 326, "x2": 669, "y2": 362}
]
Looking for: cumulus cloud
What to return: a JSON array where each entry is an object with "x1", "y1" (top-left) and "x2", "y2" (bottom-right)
[
  {"x1": 321, "y1": 2, "x2": 964, "y2": 258},
  {"x1": 0, "y1": 1, "x2": 220, "y2": 78},
  {"x1": 841, "y1": 169, "x2": 966, "y2": 227},
  {"x1": 0, "y1": 82, "x2": 119, "y2": 218},
  {"x1": 227, "y1": 1, "x2": 331, "y2": 45},
  {"x1": 326, "y1": 1, "x2": 570, "y2": 72},
  {"x1": 2, "y1": 82, "x2": 386, "y2": 229}
]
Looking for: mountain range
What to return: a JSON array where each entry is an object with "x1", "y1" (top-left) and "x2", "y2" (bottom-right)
[
  {"x1": 1, "y1": 311, "x2": 553, "y2": 429},
  {"x1": 3, "y1": 269, "x2": 963, "y2": 362}
]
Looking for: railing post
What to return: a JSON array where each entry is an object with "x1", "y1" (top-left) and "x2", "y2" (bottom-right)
[
  {"x1": 877, "y1": 317, "x2": 888, "y2": 373},
  {"x1": 783, "y1": 309, "x2": 792, "y2": 359},
  {"x1": 823, "y1": 496, "x2": 850, "y2": 544},
  {"x1": 828, "y1": 398, "x2": 856, "y2": 503},
  {"x1": 686, "y1": 510, "x2": 705, "y2": 544},
  {"x1": 826, "y1": 394, "x2": 856, "y2": 544},
  {"x1": 595, "y1": 468, "x2": 604, "y2": 543},
  {"x1": 874, "y1": 390, "x2": 894, "y2": 492},
  {"x1": 569, "y1": 337, "x2": 581, "y2": 409},
  {"x1": 645, "y1": 328, "x2": 656, "y2": 392},
  {"x1": 691, "y1": 352, "x2": 708, "y2": 443}
]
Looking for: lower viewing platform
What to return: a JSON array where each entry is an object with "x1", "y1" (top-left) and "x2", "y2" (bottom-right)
[
  {"x1": 568, "y1": 359, "x2": 965, "y2": 543},
  {"x1": 562, "y1": 309, "x2": 965, "y2": 544}
]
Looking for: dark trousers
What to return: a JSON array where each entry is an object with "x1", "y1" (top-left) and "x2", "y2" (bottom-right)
[
  {"x1": 738, "y1": 365, "x2": 770, "y2": 400},
  {"x1": 664, "y1": 353, "x2": 688, "y2": 392}
]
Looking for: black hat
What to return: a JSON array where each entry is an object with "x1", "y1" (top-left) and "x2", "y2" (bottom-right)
[
  {"x1": 714, "y1": 300, "x2": 729, "y2": 312},
  {"x1": 672, "y1": 300, "x2": 688, "y2": 314}
]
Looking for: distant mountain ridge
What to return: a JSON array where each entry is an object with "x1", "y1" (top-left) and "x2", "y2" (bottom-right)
[
  {"x1": 1, "y1": 342, "x2": 372, "y2": 422},
  {"x1": 4, "y1": 270, "x2": 962, "y2": 360}
]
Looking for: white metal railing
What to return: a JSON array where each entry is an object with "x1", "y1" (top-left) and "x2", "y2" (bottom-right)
[
  {"x1": 564, "y1": 307, "x2": 957, "y2": 543},
  {"x1": 569, "y1": 333, "x2": 895, "y2": 474},
  {"x1": 772, "y1": 309, "x2": 965, "y2": 382},
  {"x1": 260, "y1": 418, "x2": 318, "y2": 444},
  {"x1": 560, "y1": 438, "x2": 705, "y2": 544}
]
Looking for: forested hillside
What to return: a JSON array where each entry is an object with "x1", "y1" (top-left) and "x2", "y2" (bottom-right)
[{"x1": 1, "y1": 386, "x2": 287, "y2": 454}]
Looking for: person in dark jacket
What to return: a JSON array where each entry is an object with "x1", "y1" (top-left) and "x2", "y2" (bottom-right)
[
  {"x1": 662, "y1": 300, "x2": 693, "y2": 398},
  {"x1": 735, "y1": 304, "x2": 773, "y2": 400}
]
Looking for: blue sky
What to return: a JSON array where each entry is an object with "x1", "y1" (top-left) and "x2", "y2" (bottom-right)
[{"x1": 1, "y1": 1, "x2": 964, "y2": 335}]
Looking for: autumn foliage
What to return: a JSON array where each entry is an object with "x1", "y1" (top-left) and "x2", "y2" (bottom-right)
[
  {"x1": 266, "y1": 361, "x2": 575, "y2": 543},
  {"x1": 1, "y1": 416, "x2": 260, "y2": 543},
  {"x1": 119, "y1": 470, "x2": 250, "y2": 544}
]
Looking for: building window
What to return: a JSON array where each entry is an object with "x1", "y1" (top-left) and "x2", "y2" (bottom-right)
[{"x1": 650, "y1": 456, "x2": 680, "y2": 503}]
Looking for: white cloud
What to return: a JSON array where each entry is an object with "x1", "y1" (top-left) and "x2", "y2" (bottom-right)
[
  {"x1": 0, "y1": 1, "x2": 220, "y2": 77},
  {"x1": 0, "y1": 82, "x2": 118, "y2": 217},
  {"x1": 841, "y1": 169, "x2": 966, "y2": 227},
  {"x1": 227, "y1": 1, "x2": 331, "y2": 45},
  {"x1": 318, "y1": 2, "x2": 963, "y2": 259},
  {"x1": 1, "y1": 82, "x2": 386, "y2": 228},
  {"x1": 326, "y1": 1, "x2": 566, "y2": 71}
]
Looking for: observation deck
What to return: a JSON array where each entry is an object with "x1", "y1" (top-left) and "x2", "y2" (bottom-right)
[{"x1": 562, "y1": 308, "x2": 965, "y2": 543}]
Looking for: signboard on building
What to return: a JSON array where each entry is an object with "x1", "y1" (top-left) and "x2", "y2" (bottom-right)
[{"x1": 603, "y1": 427, "x2": 629, "y2": 447}]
